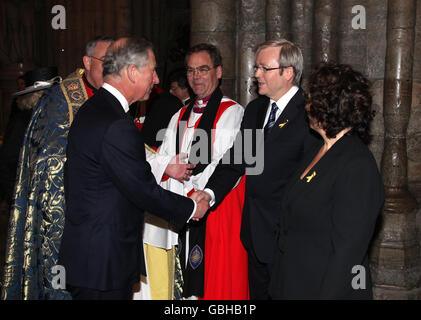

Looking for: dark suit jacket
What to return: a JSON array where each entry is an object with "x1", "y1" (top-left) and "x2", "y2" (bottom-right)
[
  {"x1": 269, "y1": 135, "x2": 385, "y2": 299},
  {"x1": 58, "y1": 88, "x2": 194, "y2": 291},
  {"x1": 141, "y1": 92, "x2": 183, "y2": 148},
  {"x1": 206, "y1": 89, "x2": 318, "y2": 263}
]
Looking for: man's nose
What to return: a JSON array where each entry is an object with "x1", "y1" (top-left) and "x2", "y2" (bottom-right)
[{"x1": 193, "y1": 70, "x2": 202, "y2": 79}]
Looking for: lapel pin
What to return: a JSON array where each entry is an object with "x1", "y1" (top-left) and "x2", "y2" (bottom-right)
[
  {"x1": 279, "y1": 120, "x2": 289, "y2": 129},
  {"x1": 306, "y1": 170, "x2": 316, "y2": 183}
]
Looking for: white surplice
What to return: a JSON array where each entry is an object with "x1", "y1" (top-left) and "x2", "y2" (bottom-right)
[{"x1": 134, "y1": 96, "x2": 243, "y2": 299}]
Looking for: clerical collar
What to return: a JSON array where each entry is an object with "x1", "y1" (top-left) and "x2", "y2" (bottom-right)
[
  {"x1": 195, "y1": 93, "x2": 213, "y2": 105},
  {"x1": 82, "y1": 75, "x2": 97, "y2": 93}
]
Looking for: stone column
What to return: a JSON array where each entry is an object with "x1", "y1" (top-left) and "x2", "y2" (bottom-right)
[
  {"x1": 237, "y1": 0, "x2": 265, "y2": 106},
  {"x1": 291, "y1": 0, "x2": 314, "y2": 86},
  {"x1": 406, "y1": 0, "x2": 421, "y2": 205},
  {"x1": 312, "y1": 0, "x2": 339, "y2": 66},
  {"x1": 190, "y1": 0, "x2": 236, "y2": 98},
  {"x1": 266, "y1": 0, "x2": 291, "y2": 41},
  {"x1": 338, "y1": 0, "x2": 367, "y2": 76},
  {"x1": 365, "y1": 0, "x2": 388, "y2": 167},
  {"x1": 370, "y1": 0, "x2": 421, "y2": 299}
]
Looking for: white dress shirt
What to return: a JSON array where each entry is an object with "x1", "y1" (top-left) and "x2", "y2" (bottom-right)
[{"x1": 263, "y1": 85, "x2": 299, "y2": 127}]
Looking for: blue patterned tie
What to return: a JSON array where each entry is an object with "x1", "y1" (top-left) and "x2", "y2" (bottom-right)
[{"x1": 264, "y1": 102, "x2": 279, "y2": 139}]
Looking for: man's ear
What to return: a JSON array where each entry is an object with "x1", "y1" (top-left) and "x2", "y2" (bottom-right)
[
  {"x1": 126, "y1": 65, "x2": 138, "y2": 83},
  {"x1": 82, "y1": 56, "x2": 91, "y2": 72},
  {"x1": 284, "y1": 66, "x2": 294, "y2": 82},
  {"x1": 216, "y1": 65, "x2": 223, "y2": 79}
]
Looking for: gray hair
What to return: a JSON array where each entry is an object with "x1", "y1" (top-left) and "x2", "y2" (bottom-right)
[
  {"x1": 102, "y1": 38, "x2": 154, "y2": 78},
  {"x1": 256, "y1": 39, "x2": 303, "y2": 86},
  {"x1": 85, "y1": 36, "x2": 114, "y2": 56}
]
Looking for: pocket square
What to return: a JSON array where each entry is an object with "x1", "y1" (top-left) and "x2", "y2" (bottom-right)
[{"x1": 279, "y1": 120, "x2": 289, "y2": 129}]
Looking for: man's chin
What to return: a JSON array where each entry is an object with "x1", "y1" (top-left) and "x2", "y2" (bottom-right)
[
  {"x1": 138, "y1": 90, "x2": 153, "y2": 102},
  {"x1": 257, "y1": 88, "x2": 266, "y2": 96}
]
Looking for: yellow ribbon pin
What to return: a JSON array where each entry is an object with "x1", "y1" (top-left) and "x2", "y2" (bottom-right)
[
  {"x1": 279, "y1": 120, "x2": 289, "y2": 129},
  {"x1": 306, "y1": 170, "x2": 316, "y2": 183}
]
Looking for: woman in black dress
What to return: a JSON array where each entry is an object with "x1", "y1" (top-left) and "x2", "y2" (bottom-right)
[{"x1": 269, "y1": 63, "x2": 385, "y2": 299}]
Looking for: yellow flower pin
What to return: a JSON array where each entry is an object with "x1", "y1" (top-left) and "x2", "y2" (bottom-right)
[
  {"x1": 279, "y1": 120, "x2": 289, "y2": 129},
  {"x1": 306, "y1": 170, "x2": 316, "y2": 183}
]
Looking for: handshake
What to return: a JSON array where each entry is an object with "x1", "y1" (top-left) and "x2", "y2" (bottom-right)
[
  {"x1": 163, "y1": 153, "x2": 212, "y2": 222},
  {"x1": 190, "y1": 190, "x2": 212, "y2": 221}
]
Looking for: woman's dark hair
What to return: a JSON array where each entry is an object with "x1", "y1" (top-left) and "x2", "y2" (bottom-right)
[{"x1": 308, "y1": 63, "x2": 375, "y2": 143}]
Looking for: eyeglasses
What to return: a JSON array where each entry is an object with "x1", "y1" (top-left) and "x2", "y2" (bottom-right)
[
  {"x1": 186, "y1": 66, "x2": 215, "y2": 76},
  {"x1": 253, "y1": 65, "x2": 290, "y2": 73},
  {"x1": 89, "y1": 56, "x2": 104, "y2": 63}
]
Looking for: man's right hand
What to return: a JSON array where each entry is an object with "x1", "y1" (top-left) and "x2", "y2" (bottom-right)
[
  {"x1": 190, "y1": 190, "x2": 212, "y2": 203},
  {"x1": 191, "y1": 199, "x2": 209, "y2": 221},
  {"x1": 164, "y1": 153, "x2": 196, "y2": 183}
]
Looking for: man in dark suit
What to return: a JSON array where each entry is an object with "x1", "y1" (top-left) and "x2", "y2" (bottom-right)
[
  {"x1": 58, "y1": 37, "x2": 208, "y2": 300},
  {"x1": 192, "y1": 39, "x2": 317, "y2": 299}
]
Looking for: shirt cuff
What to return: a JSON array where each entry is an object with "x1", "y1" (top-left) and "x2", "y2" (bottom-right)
[
  {"x1": 188, "y1": 198, "x2": 197, "y2": 222},
  {"x1": 203, "y1": 188, "x2": 216, "y2": 207}
]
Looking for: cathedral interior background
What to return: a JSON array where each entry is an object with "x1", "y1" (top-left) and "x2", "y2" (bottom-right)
[{"x1": 0, "y1": 0, "x2": 421, "y2": 299}]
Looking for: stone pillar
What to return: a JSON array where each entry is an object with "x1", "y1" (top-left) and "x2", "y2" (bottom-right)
[
  {"x1": 237, "y1": 0, "x2": 265, "y2": 106},
  {"x1": 407, "y1": 0, "x2": 421, "y2": 204},
  {"x1": 291, "y1": 0, "x2": 314, "y2": 86},
  {"x1": 266, "y1": 0, "x2": 291, "y2": 41},
  {"x1": 338, "y1": 0, "x2": 367, "y2": 76},
  {"x1": 312, "y1": 0, "x2": 339, "y2": 66},
  {"x1": 190, "y1": 0, "x2": 236, "y2": 98},
  {"x1": 407, "y1": 0, "x2": 421, "y2": 283},
  {"x1": 370, "y1": 0, "x2": 421, "y2": 300},
  {"x1": 365, "y1": 0, "x2": 388, "y2": 167}
]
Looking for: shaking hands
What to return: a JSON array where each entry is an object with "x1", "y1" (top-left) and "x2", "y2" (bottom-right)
[
  {"x1": 164, "y1": 153, "x2": 196, "y2": 183},
  {"x1": 190, "y1": 190, "x2": 212, "y2": 221},
  {"x1": 164, "y1": 153, "x2": 210, "y2": 221}
]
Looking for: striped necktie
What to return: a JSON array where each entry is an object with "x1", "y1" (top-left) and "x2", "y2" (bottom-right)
[{"x1": 264, "y1": 102, "x2": 279, "y2": 139}]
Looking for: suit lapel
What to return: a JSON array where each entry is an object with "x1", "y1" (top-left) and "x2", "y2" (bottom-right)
[
  {"x1": 266, "y1": 88, "x2": 305, "y2": 141},
  {"x1": 256, "y1": 96, "x2": 270, "y2": 129}
]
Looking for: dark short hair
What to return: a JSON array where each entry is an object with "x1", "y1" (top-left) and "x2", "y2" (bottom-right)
[
  {"x1": 185, "y1": 43, "x2": 222, "y2": 68},
  {"x1": 168, "y1": 69, "x2": 188, "y2": 89},
  {"x1": 308, "y1": 63, "x2": 374, "y2": 143}
]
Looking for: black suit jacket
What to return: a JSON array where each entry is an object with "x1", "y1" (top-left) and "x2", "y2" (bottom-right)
[
  {"x1": 58, "y1": 88, "x2": 193, "y2": 291},
  {"x1": 269, "y1": 135, "x2": 385, "y2": 299},
  {"x1": 206, "y1": 89, "x2": 318, "y2": 263}
]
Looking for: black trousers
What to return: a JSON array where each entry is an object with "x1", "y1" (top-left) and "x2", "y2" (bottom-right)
[
  {"x1": 67, "y1": 284, "x2": 133, "y2": 300},
  {"x1": 247, "y1": 248, "x2": 275, "y2": 300}
]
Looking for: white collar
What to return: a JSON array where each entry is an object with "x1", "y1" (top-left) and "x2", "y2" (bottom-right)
[
  {"x1": 270, "y1": 86, "x2": 299, "y2": 111},
  {"x1": 182, "y1": 97, "x2": 191, "y2": 105},
  {"x1": 102, "y1": 82, "x2": 130, "y2": 113}
]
